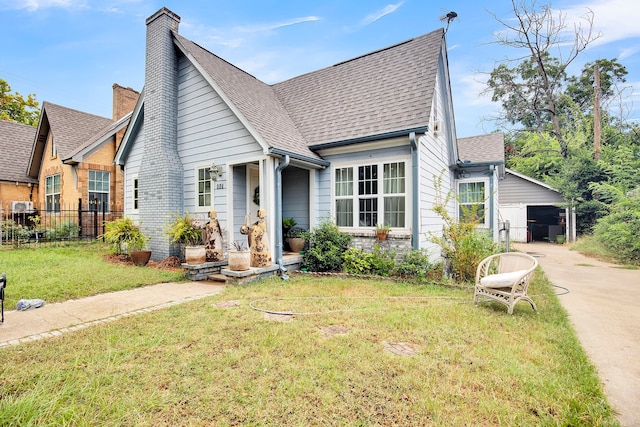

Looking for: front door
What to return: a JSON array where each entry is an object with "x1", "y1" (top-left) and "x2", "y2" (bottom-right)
[{"x1": 247, "y1": 164, "x2": 260, "y2": 221}]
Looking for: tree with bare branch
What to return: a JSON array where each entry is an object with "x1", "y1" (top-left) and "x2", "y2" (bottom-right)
[{"x1": 485, "y1": 0, "x2": 601, "y2": 158}]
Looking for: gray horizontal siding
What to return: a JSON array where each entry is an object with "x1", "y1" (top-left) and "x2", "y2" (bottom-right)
[
  {"x1": 177, "y1": 57, "x2": 263, "y2": 218},
  {"x1": 500, "y1": 173, "x2": 564, "y2": 205}
]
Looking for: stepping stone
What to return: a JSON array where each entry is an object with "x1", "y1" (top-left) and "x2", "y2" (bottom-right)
[{"x1": 382, "y1": 340, "x2": 420, "y2": 356}]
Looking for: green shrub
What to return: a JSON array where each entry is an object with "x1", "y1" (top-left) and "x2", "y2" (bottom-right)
[
  {"x1": 301, "y1": 218, "x2": 352, "y2": 272},
  {"x1": 370, "y1": 244, "x2": 396, "y2": 276},
  {"x1": 593, "y1": 205, "x2": 640, "y2": 263},
  {"x1": 395, "y1": 249, "x2": 432, "y2": 280},
  {"x1": 342, "y1": 245, "x2": 396, "y2": 276},
  {"x1": 342, "y1": 247, "x2": 373, "y2": 275},
  {"x1": 429, "y1": 174, "x2": 499, "y2": 282},
  {"x1": 45, "y1": 220, "x2": 80, "y2": 239}
]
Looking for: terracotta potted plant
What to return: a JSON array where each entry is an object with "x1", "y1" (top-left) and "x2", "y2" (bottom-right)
[
  {"x1": 375, "y1": 223, "x2": 391, "y2": 241},
  {"x1": 166, "y1": 212, "x2": 205, "y2": 264},
  {"x1": 228, "y1": 240, "x2": 250, "y2": 271},
  {"x1": 287, "y1": 226, "x2": 307, "y2": 253},
  {"x1": 101, "y1": 217, "x2": 151, "y2": 266}
]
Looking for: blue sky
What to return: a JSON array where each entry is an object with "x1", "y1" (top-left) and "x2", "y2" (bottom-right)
[{"x1": 2, "y1": 0, "x2": 640, "y2": 138}]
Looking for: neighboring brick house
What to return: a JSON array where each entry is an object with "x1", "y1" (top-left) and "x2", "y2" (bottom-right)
[
  {"x1": 0, "y1": 120, "x2": 38, "y2": 213},
  {"x1": 116, "y1": 7, "x2": 465, "y2": 265},
  {"x1": 27, "y1": 84, "x2": 138, "y2": 214}
]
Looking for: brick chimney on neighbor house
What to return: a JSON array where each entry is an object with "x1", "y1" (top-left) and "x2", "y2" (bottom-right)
[
  {"x1": 112, "y1": 84, "x2": 139, "y2": 211},
  {"x1": 112, "y1": 83, "x2": 139, "y2": 122},
  {"x1": 140, "y1": 7, "x2": 184, "y2": 260}
]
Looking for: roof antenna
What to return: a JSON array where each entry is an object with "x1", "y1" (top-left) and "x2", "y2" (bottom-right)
[{"x1": 439, "y1": 11, "x2": 458, "y2": 34}]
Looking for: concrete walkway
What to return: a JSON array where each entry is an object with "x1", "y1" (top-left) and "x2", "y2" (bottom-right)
[
  {"x1": 0, "y1": 281, "x2": 225, "y2": 348},
  {"x1": 513, "y1": 242, "x2": 640, "y2": 427}
]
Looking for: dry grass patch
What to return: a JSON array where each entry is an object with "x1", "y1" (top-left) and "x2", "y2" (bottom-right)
[{"x1": 0, "y1": 273, "x2": 617, "y2": 426}]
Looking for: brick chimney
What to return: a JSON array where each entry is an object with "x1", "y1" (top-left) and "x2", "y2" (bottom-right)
[
  {"x1": 140, "y1": 8, "x2": 184, "y2": 260},
  {"x1": 112, "y1": 83, "x2": 139, "y2": 122}
]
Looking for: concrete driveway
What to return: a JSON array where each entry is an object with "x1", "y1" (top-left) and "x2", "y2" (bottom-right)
[{"x1": 513, "y1": 242, "x2": 640, "y2": 427}]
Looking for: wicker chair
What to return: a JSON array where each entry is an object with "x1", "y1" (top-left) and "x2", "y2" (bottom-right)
[{"x1": 474, "y1": 253, "x2": 538, "y2": 315}]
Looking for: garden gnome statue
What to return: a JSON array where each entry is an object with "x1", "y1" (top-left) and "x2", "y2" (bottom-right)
[
  {"x1": 204, "y1": 210, "x2": 223, "y2": 262},
  {"x1": 248, "y1": 209, "x2": 271, "y2": 267}
]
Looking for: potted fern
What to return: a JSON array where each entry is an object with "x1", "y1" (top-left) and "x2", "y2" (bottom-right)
[
  {"x1": 375, "y1": 223, "x2": 391, "y2": 241},
  {"x1": 287, "y1": 226, "x2": 307, "y2": 253},
  {"x1": 100, "y1": 217, "x2": 151, "y2": 266},
  {"x1": 228, "y1": 240, "x2": 250, "y2": 271},
  {"x1": 166, "y1": 212, "x2": 205, "y2": 264}
]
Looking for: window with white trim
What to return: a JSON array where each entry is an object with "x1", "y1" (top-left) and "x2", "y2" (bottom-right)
[
  {"x1": 334, "y1": 161, "x2": 406, "y2": 228},
  {"x1": 89, "y1": 170, "x2": 110, "y2": 212},
  {"x1": 458, "y1": 180, "x2": 489, "y2": 227},
  {"x1": 197, "y1": 167, "x2": 213, "y2": 208},
  {"x1": 45, "y1": 174, "x2": 60, "y2": 212},
  {"x1": 133, "y1": 177, "x2": 139, "y2": 211}
]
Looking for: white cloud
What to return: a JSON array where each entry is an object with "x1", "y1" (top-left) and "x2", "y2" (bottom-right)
[
  {"x1": 361, "y1": 2, "x2": 404, "y2": 26},
  {"x1": 562, "y1": 0, "x2": 640, "y2": 45},
  {"x1": 6, "y1": 0, "x2": 84, "y2": 11},
  {"x1": 235, "y1": 16, "x2": 320, "y2": 34}
]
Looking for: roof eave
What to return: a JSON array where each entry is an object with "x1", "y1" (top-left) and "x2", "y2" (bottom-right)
[
  {"x1": 268, "y1": 147, "x2": 330, "y2": 168},
  {"x1": 308, "y1": 126, "x2": 429, "y2": 151}
]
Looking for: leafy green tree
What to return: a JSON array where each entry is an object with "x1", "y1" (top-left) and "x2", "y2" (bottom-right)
[
  {"x1": 0, "y1": 78, "x2": 40, "y2": 126},
  {"x1": 565, "y1": 59, "x2": 628, "y2": 113},
  {"x1": 486, "y1": 0, "x2": 600, "y2": 158}
]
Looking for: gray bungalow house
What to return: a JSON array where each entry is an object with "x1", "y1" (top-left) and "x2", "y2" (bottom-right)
[{"x1": 115, "y1": 7, "x2": 472, "y2": 267}]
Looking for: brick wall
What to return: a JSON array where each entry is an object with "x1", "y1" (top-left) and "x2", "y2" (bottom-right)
[
  {"x1": 140, "y1": 8, "x2": 184, "y2": 260},
  {"x1": 350, "y1": 233, "x2": 413, "y2": 255}
]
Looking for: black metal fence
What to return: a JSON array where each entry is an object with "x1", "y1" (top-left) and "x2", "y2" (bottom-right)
[{"x1": 1, "y1": 199, "x2": 123, "y2": 248}]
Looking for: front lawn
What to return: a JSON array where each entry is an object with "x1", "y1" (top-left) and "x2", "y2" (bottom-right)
[
  {"x1": 0, "y1": 272, "x2": 618, "y2": 426},
  {"x1": 0, "y1": 242, "x2": 186, "y2": 308}
]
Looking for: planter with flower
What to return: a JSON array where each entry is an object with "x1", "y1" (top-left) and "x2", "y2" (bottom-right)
[
  {"x1": 228, "y1": 240, "x2": 250, "y2": 271},
  {"x1": 166, "y1": 212, "x2": 205, "y2": 264},
  {"x1": 286, "y1": 226, "x2": 307, "y2": 253},
  {"x1": 101, "y1": 217, "x2": 152, "y2": 266},
  {"x1": 375, "y1": 223, "x2": 391, "y2": 241}
]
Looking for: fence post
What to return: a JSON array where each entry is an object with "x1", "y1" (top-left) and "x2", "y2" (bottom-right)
[
  {"x1": 93, "y1": 198, "x2": 99, "y2": 238},
  {"x1": 101, "y1": 200, "x2": 107, "y2": 238},
  {"x1": 78, "y1": 198, "x2": 83, "y2": 237}
]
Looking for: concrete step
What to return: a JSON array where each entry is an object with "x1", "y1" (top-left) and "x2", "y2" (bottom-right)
[{"x1": 207, "y1": 273, "x2": 228, "y2": 283}]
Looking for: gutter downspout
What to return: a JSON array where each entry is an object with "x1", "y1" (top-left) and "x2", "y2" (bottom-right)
[
  {"x1": 275, "y1": 155, "x2": 290, "y2": 278},
  {"x1": 489, "y1": 164, "x2": 495, "y2": 237},
  {"x1": 410, "y1": 132, "x2": 419, "y2": 250}
]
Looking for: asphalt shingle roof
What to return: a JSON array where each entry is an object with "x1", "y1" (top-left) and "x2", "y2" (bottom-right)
[
  {"x1": 174, "y1": 28, "x2": 444, "y2": 155},
  {"x1": 40, "y1": 102, "x2": 113, "y2": 160},
  {"x1": 457, "y1": 132, "x2": 505, "y2": 164},
  {"x1": 174, "y1": 33, "x2": 319, "y2": 160},
  {"x1": 0, "y1": 120, "x2": 37, "y2": 183},
  {"x1": 274, "y1": 29, "x2": 443, "y2": 146}
]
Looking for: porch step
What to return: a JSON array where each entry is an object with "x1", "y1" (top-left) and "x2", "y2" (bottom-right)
[{"x1": 207, "y1": 273, "x2": 228, "y2": 283}]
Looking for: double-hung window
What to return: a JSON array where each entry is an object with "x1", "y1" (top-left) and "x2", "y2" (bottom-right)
[
  {"x1": 45, "y1": 174, "x2": 61, "y2": 212},
  {"x1": 197, "y1": 167, "x2": 213, "y2": 208},
  {"x1": 89, "y1": 170, "x2": 110, "y2": 212},
  {"x1": 458, "y1": 180, "x2": 488, "y2": 227},
  {"x1": 334, "y1": 160, "x2": 407, "y2": 229}
]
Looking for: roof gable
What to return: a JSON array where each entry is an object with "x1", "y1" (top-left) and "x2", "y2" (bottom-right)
[
  {"x1": 0, "y1": 120, "x2": 37, "y2": 183},
  {"x1": 64, "y1": 112, "x2": 131, "y2": 165},
  {"x1": 173, "y1": 33, "x2": 319, "y2": 161},
  {"x1": 505, "y1": 168, "x2": 561, "y2": 193},
  {"x1": 274, "y1": 29, "x2": 444, "y2": 146},
  {"x1": 28, "y1": 102, "x2": 113, "y2": 176},
  {"x1": 457, "y1": 132, "x2": 505, "y2": 164}
]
